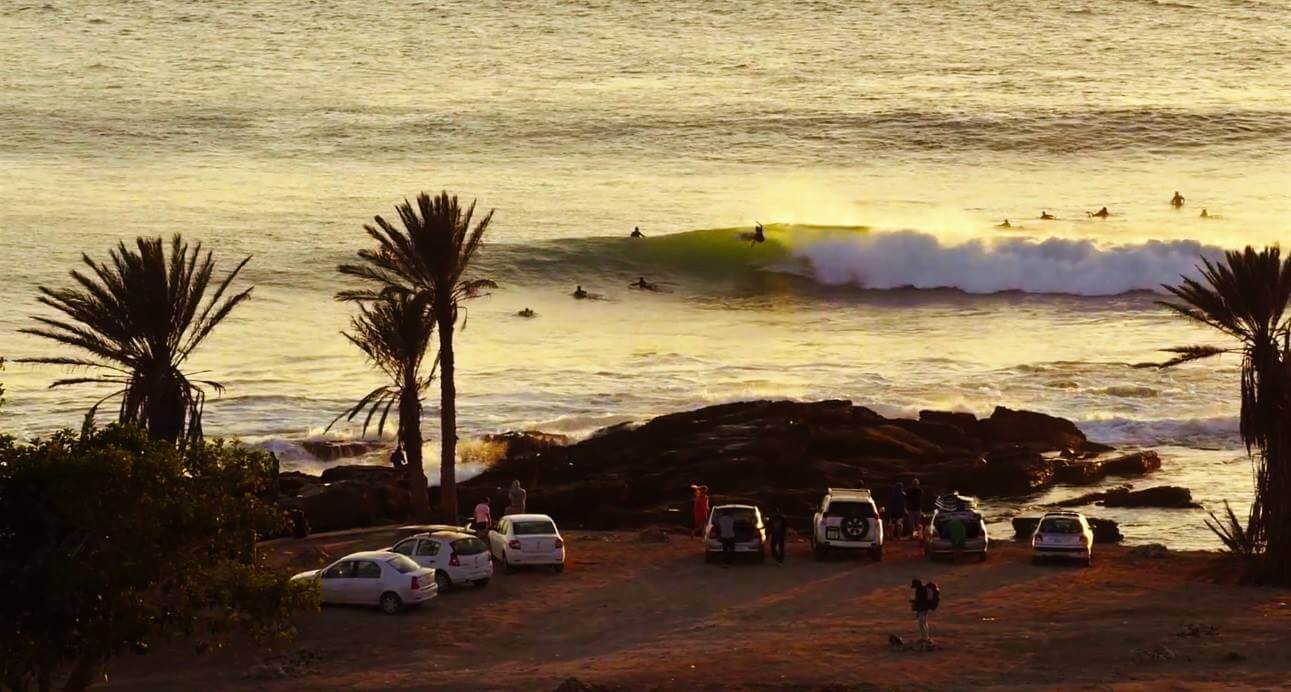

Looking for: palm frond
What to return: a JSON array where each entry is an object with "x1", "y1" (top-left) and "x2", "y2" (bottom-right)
[{"x1": 1156, "y1": 345, "x2": 1232, "y2": 368}]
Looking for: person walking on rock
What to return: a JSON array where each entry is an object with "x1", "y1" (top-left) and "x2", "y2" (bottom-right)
[
  {"x1": 389, "y1": 442, "x2": 406, "y2": 470},
  {"x1": 691, "y1": 484, "x2": 710, "y2": 538},
  {"x1": 768, "y1": 508, "x2": 788, "y2": 564}
]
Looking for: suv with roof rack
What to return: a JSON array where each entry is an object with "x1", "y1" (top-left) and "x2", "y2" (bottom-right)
[{"x1": 811, "y1": 488, "x2": 884, "y2": 561}]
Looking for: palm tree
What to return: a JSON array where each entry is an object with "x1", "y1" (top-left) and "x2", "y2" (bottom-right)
[
  {"x1": 330, "y1": 294, "x2": 436, "y2": 520},
  {"x1": 1159, "y1": 245, "x2": 1291, "y2": 583},
  {"x1": 339, "y1": 191, "x2": 495, "y2": 521},
  {"x1": 22, "y1": 236, "x2": 252, "y2": 442}
]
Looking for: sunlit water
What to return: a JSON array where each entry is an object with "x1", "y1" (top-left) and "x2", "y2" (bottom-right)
[{"x1": 3, "y1": 0, "x2": 1289, "y2": 548}]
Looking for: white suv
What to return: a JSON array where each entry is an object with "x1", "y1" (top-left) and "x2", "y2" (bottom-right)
[
  {"x1": 1031, "y1": 511, "x2": 1094, "y2": 566},
  {"x1": 811, "y1": 488, "x2": 884, "y2": 561}
]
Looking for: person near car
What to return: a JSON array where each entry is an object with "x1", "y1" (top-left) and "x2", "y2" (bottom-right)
[
  {"x1": 887, "y1": 481, "x2": 906, "y2": 538},
  {"x1": 947, "y1": 516, "x2": 967, "y2": 561},
  {"x1": 905, "y1": 479, "x2": 925, "y2": 540},
  {"x1": 768, "y1": 509, "x2": 788, "y2": 564},
  {"x1": 508, "y1": 480, "x2": 527, "y2": 514},
  {"x1": 691, "y1": 484, "x2": 710, "y2": 538},
  {"x1": 389, "y1": 442, "x2": 406, "y2": 469},
  {"x1": 472, "y1": 498, "x2": 492, "y2": 534},
  {"x1": 717, "y1": 511, "x2": 736, "y2": 564}
]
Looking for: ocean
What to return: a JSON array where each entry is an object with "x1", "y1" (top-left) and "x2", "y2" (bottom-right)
[{"x1": 2, "y1": 0, "x2": 1289, "y2": 548}]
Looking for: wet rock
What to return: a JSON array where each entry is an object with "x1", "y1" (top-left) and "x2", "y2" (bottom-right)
[
  {"x1": 980, "y1": 406, "x2": 1087, "y2": 452},
  {"x1": 300, "y1": 440, "x2": 383, "y2": 461},
  {"x1": 1176, "y1": 623, "x2": 1218, "y2": 637},
  {"x1": 1128, "y1": 543, "x2": 1170, "y2": 559},
  {"x1": 1057, "y1": 485, "x2": 1198, "y2": 509},
  {"x1": 636, "y1": 527, "x2": 671, "y2": 543},
  {"x1": 1133, "y1": 644, "x2": 1179, "y2": 662},
  {"x1": 483, "y1": 430, "x2": 570, "y2": 458},
  {"x1": 552, "y1": 678, "x2": 614, "y2": 692}
]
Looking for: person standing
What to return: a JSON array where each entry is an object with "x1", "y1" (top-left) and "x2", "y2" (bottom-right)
[
  {"x1": 717, "y1": 510, "x2": 737, "y2": 565},
  {"x1": 887, "y1": 481, "x2": 906, "y2": 538},
  {"x1": 389, "y1": 442, "x2": 406, "y2": 470},
  {"x1": 768, "y1": 509, "x2": 788, "y2": 564},
  {"x1": 905, "y1": 479, "x2": 924, "y2": 540},
  {"x1": 472, "y1": 497, "x2": 492, "y2": 535},
  {"x1": 909, "y1": 579, "x2": 940, "y2": 645},
  {"x1": 508, "y1": 479, "x2": 527, "y2": 514},
  {"x1": 1171, "y1": 191, "x2": 1185, "y2": 208},
  {"x1": 691, "y1": 485, "x2": 710, "y2": 538}
]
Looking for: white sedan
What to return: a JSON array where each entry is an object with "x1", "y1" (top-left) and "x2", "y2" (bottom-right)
[
  {"x1": 488, "y1": 514, "x2": 566, "y2": 573},
  {"x1": 290, "y1": 551, "x2": 437, "y2": 614},
  {"x1": 390, "y1": 531, "x2": 493, "y2": 591}
]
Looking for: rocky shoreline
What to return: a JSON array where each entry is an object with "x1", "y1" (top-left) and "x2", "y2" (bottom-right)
[{"x1": 274, "y1": 399, "x2": 1170, "y2": 535}]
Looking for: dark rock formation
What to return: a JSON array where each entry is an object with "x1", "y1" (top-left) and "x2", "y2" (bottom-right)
[
  {"x1": 277, "y1": 466, "x2": 413, "y2": 532},
  {"x1": 1012, "y1": 516, "x2": 1124, "y2": 543},
  {"x1": 1056, "y1": 484, "x2": 1198, "y2": 509},
  {"x1": 462, "y1": 399, "x2": 1155, "y2": 530}
]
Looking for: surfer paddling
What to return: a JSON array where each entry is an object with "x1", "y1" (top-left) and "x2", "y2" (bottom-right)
[
  {"x1": 629, "y1": 277, "x2": 661, "y2": 292},
  {"x1": 1087, "y1": 206, "x2": 1111, "y2": 219},
  {"x1": 573, "y1": 285, "x2": 589, "y2": 299},
  {"x1": 517, "y1": 307, "x2": 536, "y2": 318},
  {"x1": 1039, "y1": 211, "x2": 1057, "y2": 220},
  {"x1": 996, "y1": 219, "x2": 1011, "y2": 228}
]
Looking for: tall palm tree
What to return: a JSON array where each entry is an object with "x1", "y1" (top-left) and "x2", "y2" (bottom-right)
[
  {"x1": 1159, "y1": 245, "x2": 1291, "y2": 583},
  {"x1": 22, "y1": 236, "x2": 252, "y2": 442},
  {"x1": 330, "y1": 294, "x2": 436, "y2": 521},
  {"x1": 339, "y1": 191, "x2": 495, "y2": 521}
]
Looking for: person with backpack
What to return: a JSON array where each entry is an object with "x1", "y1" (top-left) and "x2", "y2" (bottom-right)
[{"x1": 909, "y1": 578, "x2": 940, "y2": 645}]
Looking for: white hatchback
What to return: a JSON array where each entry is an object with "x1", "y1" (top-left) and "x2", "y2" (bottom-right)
[
  {"x1": 390, "y1": 531, "x2": 493, "y2": 591},
  {"x1": 488, "y1": 514, "x2": 566, "y2": 573},
  {"x1": 1032, "y1": 511, "x2": 1094, "y2": 566},
  {"x1": 290, "y1": 550, "x2": 437, "y2": 615}
]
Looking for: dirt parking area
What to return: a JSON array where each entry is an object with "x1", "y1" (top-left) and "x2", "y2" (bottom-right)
[{"x1": 107, "y1": 528, "x2": 1291, "y2": 690}]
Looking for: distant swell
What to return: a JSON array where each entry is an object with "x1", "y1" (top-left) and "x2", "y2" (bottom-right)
[{"x1": 483, "y1": 226, "x2": 1224, "y2": 297}]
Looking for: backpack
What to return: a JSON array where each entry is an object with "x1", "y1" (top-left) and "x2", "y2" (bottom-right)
[{"x1": 926, "y1": 583, "x2": 940, "y2": 611}]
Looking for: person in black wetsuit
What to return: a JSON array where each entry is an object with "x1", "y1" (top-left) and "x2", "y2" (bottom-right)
[
  {"x1": 768, "y1": 508, "x2": 788, "y2": 564},
  {"x1": 630, "y1": 226, "x2": 644, "y2": 238}
]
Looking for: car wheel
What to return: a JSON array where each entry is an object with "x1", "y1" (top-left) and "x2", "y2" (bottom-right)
[
  {"x1": 435, "y1": 571, "x2": 452, "y2": 593},
  {"x1": 379, "y1": 592, "x2": 403, "y2": 615},
  {"x1": 553, "y1": 563, "x2": 565, "y2": 573},
  {"x1": 475, "y1": 578, "x2": 490, "y2": 588}
]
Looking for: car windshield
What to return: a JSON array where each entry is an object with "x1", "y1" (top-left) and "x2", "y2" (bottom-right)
[
  {"x1": 1039, "y1": 518, "x2": 1083, "y2": 534},
  {"x1": 826, "y1": 501, "x2": 876, "y2": 518},
  {"x1": 388, "y1": 555, "x2": 421, "y2": 574},
  {"x1": 514, "y1": 521, "x2": 557, "y2": 536},
  {"x1": 451, "y1": 537, "x2": 489, "y2": 555}
]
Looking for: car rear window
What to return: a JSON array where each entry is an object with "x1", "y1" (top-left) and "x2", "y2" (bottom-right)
[
  {"x1": 1039, "y1": 518, "x2": 1083, "y2": 534},
  {"x1": 388, "y1": 555, "x2": 421, "y2": 574},
  {"x1": 451, "y1": 537, "x2": 489, "y2": 555},
  {"x1": 712, "y1": 508, "x2": 757, "y2": 523},
  {"x1": 934, "y1": 515, "x2": 984, "y2": 538},
  {"x1": 514, "y1": 521, "x2": 557, "y2": 536},
  {"x1": 826, "y1": 501, "x2": 876, "y2": 518}
]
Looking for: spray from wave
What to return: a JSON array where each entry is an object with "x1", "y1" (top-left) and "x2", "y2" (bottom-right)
[{"x1": 789, "y1": 231, "x2": 1223, "y2": 296}]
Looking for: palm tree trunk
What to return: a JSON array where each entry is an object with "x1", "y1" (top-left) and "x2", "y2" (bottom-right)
[
  {"x1": 399, "y1": 384, "x2": 431, "y2": 522},
  {"x1": 437, "y1": 316, "x2": 459, "y2": 523},
  {"x1": 1262, "y1": 393, "x2": 1291, "y2": 584}
]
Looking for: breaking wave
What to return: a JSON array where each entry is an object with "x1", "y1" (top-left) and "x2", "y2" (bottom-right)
[{"x1": 481, "y1": 225, "x2": 1224, "y2": 297}]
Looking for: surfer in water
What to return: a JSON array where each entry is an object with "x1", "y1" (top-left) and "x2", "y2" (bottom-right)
[
  {"x1": 573, "y1": 285, "x2": 589, "y2": 299},
  {"x1": 1171, "y1": 191, "x2": 1185, "y2": 208},
  {"x1": 517, "y1": 307, "x2": 536, "y2": 318},
  {"x1": 996, "y1": 219, "x2": 1011, "y2": 228},
  {"x1": 1200, "y1": 208, "x2": 1211, "y2": 219},
  {"x1": 1087, "y1": 206, "x2": 1111, "y2": 219},
  {"x1": 739, "y1": 222, "x2": 766, "y2": 246},
  {"x1": 630, "y1": 226, "x2": 644, "y2": 238},
  {"x1": 629, "y1": 277, "x2": 661, "y2": 292},
  {"x1": 1040, "y1": 211, "x2": 1057, "y2": 220}
]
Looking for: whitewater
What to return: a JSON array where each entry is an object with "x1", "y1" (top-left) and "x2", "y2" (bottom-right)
[{"x1": 2, "y1": 0, "x2": 1289, "y2": 547}]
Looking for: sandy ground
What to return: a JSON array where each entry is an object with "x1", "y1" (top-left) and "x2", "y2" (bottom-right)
[{"x1": 106, "y1": 528, "x2": 1291, "y2": 691}]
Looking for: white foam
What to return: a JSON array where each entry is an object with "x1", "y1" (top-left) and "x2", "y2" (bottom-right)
[{"x1": 792, "y1": 231, "x2": 1223, "y2": 295}]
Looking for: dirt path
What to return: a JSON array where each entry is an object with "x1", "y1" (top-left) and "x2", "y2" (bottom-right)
[{"x1": 108, "y1": 530, "x2": 1291, "y2": 690}]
